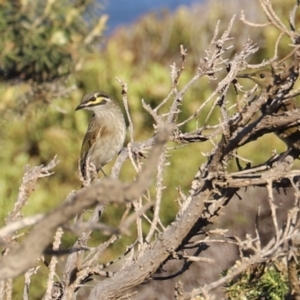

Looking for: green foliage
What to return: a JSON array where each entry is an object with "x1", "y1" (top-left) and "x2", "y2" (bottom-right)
[
  {"x1": 1, "y1": 0, "x2": 300, "y2": 298},
  {"x1": 225, "y1": 262, "x2": 289, "y2": 299},
  {"x1": 0, "y1": 0, "x2": 106, "y2": 82}
]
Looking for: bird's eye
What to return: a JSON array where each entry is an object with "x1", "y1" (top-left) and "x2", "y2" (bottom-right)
[{"x1": 259, "y1": 73, "x2": 265, "y2": 79}]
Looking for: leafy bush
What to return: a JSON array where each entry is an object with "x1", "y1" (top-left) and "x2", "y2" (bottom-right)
[{"x1": 0, "y1": 0, "x2": 106, "y2": 82}]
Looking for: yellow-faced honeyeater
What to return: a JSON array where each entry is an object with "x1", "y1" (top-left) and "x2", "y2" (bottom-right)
[{"x1": 75, "y1": 91, "x2": 126, "y2": 178}]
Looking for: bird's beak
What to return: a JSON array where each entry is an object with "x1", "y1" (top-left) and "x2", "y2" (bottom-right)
[
  {"x1": 236, "y1": 73, "x2": 251, "y2": 79},
  {"x1": 75, "y1": 103, "x2": 86, "y2": 111}
]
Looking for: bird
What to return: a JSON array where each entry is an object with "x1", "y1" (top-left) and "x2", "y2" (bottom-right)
[
  {"x1": 75, "y1": 91, "x2": 126, "y2": 179},
  {"x1": 237, "y1": 68, "x2": 300, "y2": 152}
]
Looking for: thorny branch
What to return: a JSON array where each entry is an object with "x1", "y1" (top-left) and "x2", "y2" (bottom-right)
[
  {"x1": 0, "y1": 127, "x2": 170, "y2": 280},
  {"x1": 2, "y1": 1, "x2": 300, "y2": 299}
]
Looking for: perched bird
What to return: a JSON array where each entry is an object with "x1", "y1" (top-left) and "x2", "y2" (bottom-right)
[
  {"x1": 75, "y1": 91, "x2": 126, "y2": 179},
  {"x1": 237, "y1": 69, "x2": 300, "y2": 152}
]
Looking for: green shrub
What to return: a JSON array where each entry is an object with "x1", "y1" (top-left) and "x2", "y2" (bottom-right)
[{"x1": 0, "y1": 0, "x2": 106, "y2": 82}]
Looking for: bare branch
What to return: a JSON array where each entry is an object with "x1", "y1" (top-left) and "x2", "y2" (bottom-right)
[{"x1": 0, "y1": 127, "x2": 170, "y2": 280}]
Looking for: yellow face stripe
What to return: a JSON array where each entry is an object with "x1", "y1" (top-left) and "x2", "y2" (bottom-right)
[{"x1": 87, "y1": 94, "x2": 109, "y2": 106}]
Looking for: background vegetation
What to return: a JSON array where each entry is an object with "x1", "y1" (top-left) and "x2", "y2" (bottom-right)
[{"x1": 0, "y1": 0, "x2": 300, "y2": 298}]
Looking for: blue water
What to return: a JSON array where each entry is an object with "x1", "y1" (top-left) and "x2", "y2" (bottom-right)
[{"x1": 102, "y1": 0, "x2": 203, "y2": 33}]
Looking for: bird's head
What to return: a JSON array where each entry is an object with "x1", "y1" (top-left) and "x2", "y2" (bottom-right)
[
  {"x1": 237, "y1": 69, "x2": 274, "y2": 90},
  {"x1": 75, "y1": 92, "x2": 116, "y2": 112}
]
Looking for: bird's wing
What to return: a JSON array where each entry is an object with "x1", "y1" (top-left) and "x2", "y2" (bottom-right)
[{"x1": 80, "y1": 119, "x2": 102, "y2": 176}]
